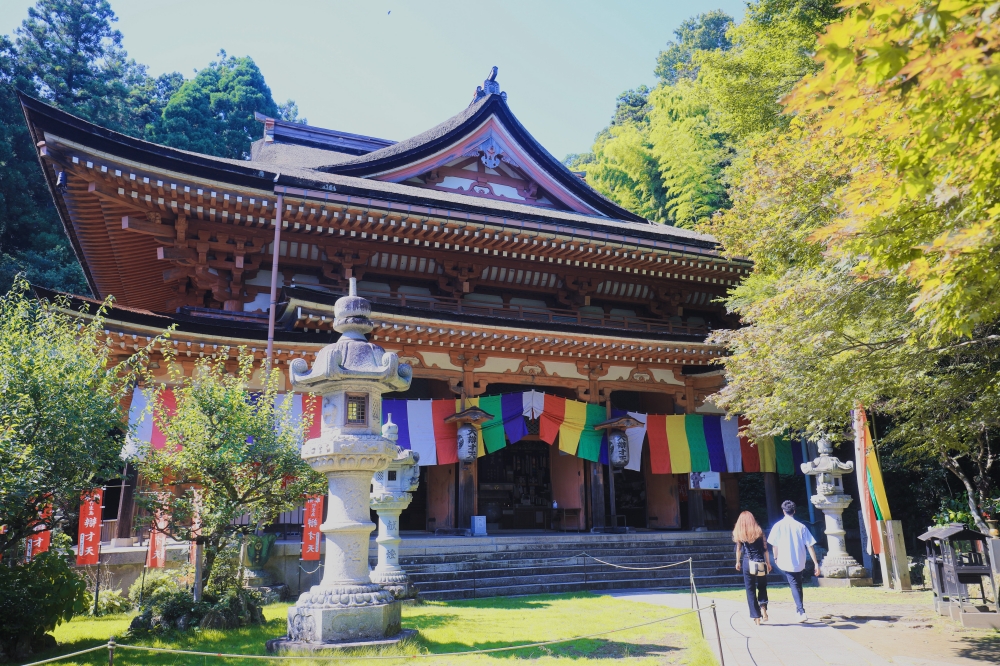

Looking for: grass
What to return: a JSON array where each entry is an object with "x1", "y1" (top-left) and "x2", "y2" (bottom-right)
[
  {"x1": 19, "y1": 593, "x2": 717, "y2": 666},
  {"x1": 701, "y1": 583, "x2": 935, "y2": 606}
]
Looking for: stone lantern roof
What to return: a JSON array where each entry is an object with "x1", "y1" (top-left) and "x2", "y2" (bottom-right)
[{"x1": 289, "y1": 278, "x2": 412, "y2": 394}]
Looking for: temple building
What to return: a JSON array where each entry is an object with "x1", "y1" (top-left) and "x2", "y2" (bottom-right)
[{"x1": 19, "y1": 70, "x2": 763, "y2": 541}]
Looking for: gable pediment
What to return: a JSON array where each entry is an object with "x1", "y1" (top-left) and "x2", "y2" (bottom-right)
[{"x1": 370, "y1": 115, "x2": 586, "y2": 212}]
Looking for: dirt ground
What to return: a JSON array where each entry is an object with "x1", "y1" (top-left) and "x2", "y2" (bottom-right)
[{"x1": 807, "y1": 600, "x2": 1000, "y2": 665}]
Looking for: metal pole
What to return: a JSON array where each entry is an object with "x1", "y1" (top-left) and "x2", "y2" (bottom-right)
[
  {"x1": 138, "y1": 565, "x2": 147, "y2": 606},
  {"x1": 108, "y1": 639, "x2": 115, "y2": 666},
  {"x1": 92, "y1": 557, "x2": 101, "y2": 616},
  {"x1": 801, "y1": 435, "x2": 816, "y2": 531},
  {"x1": 608, "y1": 464, "x2": 617, "y2": 527},
  {"x1": 265, "y1": 191, "x2": 284, "y2": 369},
  {"x1": 711, "y1": 602, "x2": 725, "y2": 666}
]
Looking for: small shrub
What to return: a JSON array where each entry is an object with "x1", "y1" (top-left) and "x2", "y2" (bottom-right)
[
  {"x1": 127, "y1": 567, "x2": 183, "y2": 606},
  {"x1": 933, "y1": 497, "x2": 976, "y2": 530},
  {"x1": 82, "y1": 589, "x2": 133, "y2": 616},
  {"x1": 0, "y1": 534, "x2": 87, "y2": 661}
]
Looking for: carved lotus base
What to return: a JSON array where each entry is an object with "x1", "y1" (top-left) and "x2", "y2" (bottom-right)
[
  {"x1": 371, "y1": 569, "x2": 417, "y2": 599},
  {"x1": 287, "y1": 584, "x2": 401, "y2": 643},
  {"x1": 821, "y1": 553, "x2": 869, "y2": 579}
]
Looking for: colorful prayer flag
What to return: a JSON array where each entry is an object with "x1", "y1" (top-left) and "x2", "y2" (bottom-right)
[
  {"x1": 702, "y1": 415, "x2": 727, "y2": 472},
  {"x1": 431, "y1": 399, "x2": 459, "y2": 465},
  {"x1": 559, "y1": 400, "x2": 588, "y2": 455},
  {"x1": 406, "y1": 400, "x2": 438, "y2": 465},
  {"x1": 501, "y1": 393, "x2": 529, "y2": 444},
  {"x1": 684, "y1": 415, "x2": 711, "y2": 472},
  {"x1": 774, "y1": 434, "x2": 795, "y2": 476},
  {"x1": 720, "y1": 416, "x2": 743, "y2": 473},
  {"x1": 665, "y1": 415, "x2": 692, "y2": 474},
  {"x1": 624, "y1": 412, "x2": 647, "y2": 472},
  {"x1": 478, "y1": 394, "x2": 507, "y2": 454},
  {"x1": 575, "y1": 403, "x2": 606, "y2": 462},
  {"x1": 539, "y1": 394, "x2": 566, "y2": 446},
  {"x1": 854, "y1": 405, "x2": 891, "y2": 555},
  {"x1": 76, "y1": 489, "x2": 103, "y2": 566},
  {"x1": 646, "y1": 414, "x2": 672, "y2": 474},
  {"x1": 738, "y1": 416, "x2": 760, "y2": 472},
  {"x1": 757, "y1": 436, "x2": 776, "y2": 473}
]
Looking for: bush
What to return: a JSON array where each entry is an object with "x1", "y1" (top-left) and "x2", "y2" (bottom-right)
[
  {"x1": 82, "y1": 589, "x2": 133, "y2": 616},
  {"x1": 127, "y1": 567, "x2": 184, "y2": 606},
  {"x1": 0, "y1": 534, "x2": 87, "y2": 662}
]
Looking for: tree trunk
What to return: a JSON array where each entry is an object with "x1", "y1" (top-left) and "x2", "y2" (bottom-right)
[{"x1": 942, "y1": 458, "x2": 990, "y2": 533}]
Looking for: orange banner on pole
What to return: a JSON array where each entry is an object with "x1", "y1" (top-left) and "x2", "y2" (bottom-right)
[
  {"x1": 26, "y1": 505, "x2": 53, "y2": 562},
  {"x1": 146, "y1": 511, "x2": 168, "y2": 568},
  {"x1": 76, "y1": 490, "x2": 103, "y2": 565},
  {"x1": 301, "y1": 495, "x2": 324, "y2": 561}
]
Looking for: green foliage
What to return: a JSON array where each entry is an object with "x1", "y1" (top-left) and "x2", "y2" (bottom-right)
[
  {"x1": 127, "y1": 568, "x2": 183, "y2": 606},
  {"x1": 135, "y1": 348, "x2": 324, "y2": 590},
  {"x1": 0, "y1": 277, "x2": 154, "y2": 558},
  {"x1": 933, "y1": 498, "x2": 976, "y2": 530},
  {"x1": 82, "y1": 589, "x2": 132, "y2": 616},
  {"x1": 1, "y1": 1, "x2": 302, "y2": 292},
  {"x1": 149, "y1": 50, "x2": 282, "y2": 159},
  {"x1": 0, "y1": 533, "x2": 87, "y2": 661},
  {"x1": 655, "y1": 10, "x2": 734, "y2": 84},
  {"x1": 787, "y1": 0, "x2": 1000, "y2": 339},
  {"x1": 610, "y1": 85, "x2": 652, "y2": 127}
]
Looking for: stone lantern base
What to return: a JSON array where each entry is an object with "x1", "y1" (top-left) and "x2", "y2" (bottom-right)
[{"x1": 266, "y1": 629, "x2": 418, "y2": 654}]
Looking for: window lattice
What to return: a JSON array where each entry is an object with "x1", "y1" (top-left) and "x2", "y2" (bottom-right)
[{"x1": 346, "y1": 394, "x2": 367, "y2": 425}]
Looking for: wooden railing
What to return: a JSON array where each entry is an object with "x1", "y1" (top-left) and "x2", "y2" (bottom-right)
[{"x1": 359, "y1": 291, "x2": 709, "y2": 337}]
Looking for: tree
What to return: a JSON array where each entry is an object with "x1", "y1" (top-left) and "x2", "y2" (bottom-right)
[
  {"x1": 610, "y1": 85, "x2": 652, "y2": 127},
  {"x1": 150, "y1": 51, "x2": 286, "y2": 159},
  {"x1": 0, "y1": 277, "x2": 152, "y2": 558},
  {"x1": 655, "y1": 10, "x2": 734, "y2": 84},
  {"x1": 785, "y1": 0, "x2": 1000, "y2": 339},
  {"x1": 135, "y1": 349, "x2": 324, "y2": 592},
  {"x1": 695, "y1": 0, "x2": 841, "y2": 138}
]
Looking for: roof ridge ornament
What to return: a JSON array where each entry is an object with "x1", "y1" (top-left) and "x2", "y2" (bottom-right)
[{"x1": 470, "y1": 66, "x2": 507, "y2": 106}]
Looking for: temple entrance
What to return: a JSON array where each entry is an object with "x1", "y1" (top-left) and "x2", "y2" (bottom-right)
[{"x1": 478, "y1": 440, "x2": 552, "y2": 531}]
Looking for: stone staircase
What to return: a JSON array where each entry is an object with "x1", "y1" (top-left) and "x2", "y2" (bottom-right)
[{"x1": 374, "y1": 531, "x2": 764, "y2": 600}]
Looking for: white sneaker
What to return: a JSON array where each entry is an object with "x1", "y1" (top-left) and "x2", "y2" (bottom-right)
[{"x1": 796, "y1": 613, "x2": 808, "y2": 623}]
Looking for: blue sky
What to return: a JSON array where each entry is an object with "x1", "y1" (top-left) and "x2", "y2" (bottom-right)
[{"x1": 2, "y1": 1, "x2": 747, "y2": 159}]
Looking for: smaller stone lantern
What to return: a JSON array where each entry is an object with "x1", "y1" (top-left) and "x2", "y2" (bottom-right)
[
  {"x1": 370, "y1": 420, "x2": 421, "y2": 599},
  {"x1": 801, "y1": 436, "x2": 871, "y2": 585}
]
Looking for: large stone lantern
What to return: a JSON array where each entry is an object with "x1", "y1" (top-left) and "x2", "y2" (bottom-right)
[
  {"x1": 370, "y1": 432, "x2": 420, "y2": 599},
  {"x1": 801, "y1": 436, "x2": 871, "y2": 585},
  {"x1": 272, "y1": 278, "x2": 413, "y2": 649}
]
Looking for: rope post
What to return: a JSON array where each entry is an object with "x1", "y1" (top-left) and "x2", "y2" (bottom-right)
[
  {"x1": 690, "y1": 561, "x2": 704, "y2": 638},
  {"x1": 711, "y1": 602, "x2": 725, "y2": 666},
  {"x1": 107, "y1": 638, "x2": 115, "y2": 666}
]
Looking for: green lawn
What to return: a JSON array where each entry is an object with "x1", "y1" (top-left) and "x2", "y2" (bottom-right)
[{"x1": 21, "y1": 593, "x2": 717, "y2": 665}]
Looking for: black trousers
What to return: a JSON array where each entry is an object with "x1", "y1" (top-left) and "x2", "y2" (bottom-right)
[{"x1": 742, "y1": 556, "x2": 769, "y2": 619}]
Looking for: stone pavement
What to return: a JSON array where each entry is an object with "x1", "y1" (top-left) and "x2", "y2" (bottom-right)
[{"x1": 609, "y1": 589, "x2": 964, "y2": 666}]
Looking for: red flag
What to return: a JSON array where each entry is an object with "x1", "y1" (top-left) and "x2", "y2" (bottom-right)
[
  {"x1": 646, "y1": 414, "x2": 673, "y2": 474},
  {"x1": 431, "y1": 399, "x2": 459, "y2": 465},
  {"x1": 539, "y1": 394, "x2": 566, "y2": 445},
  {"x1": 301, "y1": 495, "x2": 324, "y2": 561},
  {"x1": 303, "y1": 394, "x2": 322, "y2": 440},
  {"x1": 75, "y1": 490, "x2": 103, "y2": 565},
  {"x1": 26, "y1": 506, "x2": 53, "y2": 562},
  {"x1": 146, "y1": 511, "x2": 168, "y2": 568}
]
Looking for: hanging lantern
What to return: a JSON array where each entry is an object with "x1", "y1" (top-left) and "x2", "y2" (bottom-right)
[
  {"x1": 444, "y1": 406, "x2": 494, "y2": 464},
  {"x1": 595, "y1": 415, "x2": 644, "y2": 469}
]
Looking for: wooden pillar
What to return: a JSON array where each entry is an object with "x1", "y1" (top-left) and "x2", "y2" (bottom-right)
[
  {"x1": 586, "y1": 389, "x2": 606, "y2": 530},
  {"x1": 763, "y1": 472, "x2": 781, "y2": 526},
  {"x1": 687, "y1": 479, "x2": 706, "y2": 530},
  {"x1": 457, "y1": 459, "x2": 476, "y2": 533},
  {"x1": 722, "y1": 473, "x2": 740, "y2": 529}
]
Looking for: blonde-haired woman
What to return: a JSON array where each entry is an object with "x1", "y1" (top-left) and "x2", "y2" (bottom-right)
[{"x1": 734, "y1": 511, "x2": 772, "y2": 624}]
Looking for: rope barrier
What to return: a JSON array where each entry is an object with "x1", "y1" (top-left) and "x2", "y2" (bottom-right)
[
  {"x1": 21, "y1": 605, "x2": 716, "y2": 665},
  {"x1": 400, "y1": 551, "x2": 694, "y2": 573}
]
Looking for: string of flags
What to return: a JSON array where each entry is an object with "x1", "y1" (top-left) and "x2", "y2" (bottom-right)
[
  {"x1": 125, "y1": 387, "x2": 801, "y2": 475},
  {"x1": 383, "y1": 390, "x2": 803, "y2": 475}
]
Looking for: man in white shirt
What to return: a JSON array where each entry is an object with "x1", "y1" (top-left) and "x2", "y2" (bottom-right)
[{"x1": 767, "y1": 500, "x2": 820, "y2": 622}]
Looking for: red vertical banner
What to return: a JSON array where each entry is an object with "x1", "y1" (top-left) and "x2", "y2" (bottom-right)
[
  {"x1": 75, "y1": 490, "x2": 103, "y2": 565},
  {"x1": 301, "y1": 495, "x2": 324, "y2": 561},
  {"x1": 26, "y1": 506, "x2": 52, "y2": 562},
  {"x1": 150, "y1": 389, "x2": 177, "y2": 450},
  {"x1": 302, "y1": 394, "x2": 322, "y2": 440},
  {"x1": 146, "y1": 511, "x2": 168, "y2": 568}
]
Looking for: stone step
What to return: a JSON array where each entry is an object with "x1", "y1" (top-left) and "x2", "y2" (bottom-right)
[
  {"x1": 418, "y1": 574, "x2": 757, "y2": 600},
  {"x1": 410, "y1": 567, "x2": 743, "y2": 593},
  {"x1": 401, "y1": 557, "x2": 732, "y2": 577},
  {"x1": 394, "y1": 543, "x2": 737, "y2": 564}
]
